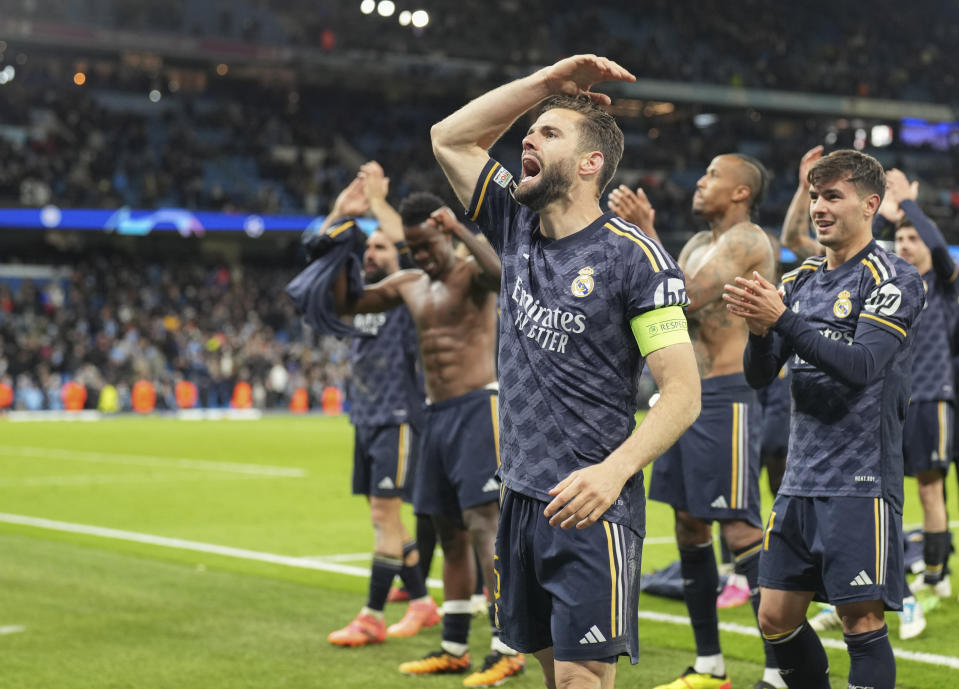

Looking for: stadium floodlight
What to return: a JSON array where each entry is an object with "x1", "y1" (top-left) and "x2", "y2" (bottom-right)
[
  {"x1": 411, "y1": 9, "x2": 429, "y2": 27},
  {"x1": 360, "y1": 0, "x2": 375, "y2": 13},
  {"x1": 399, "y1": 10, "x2": 412, "y2": 25},
  {"x1": 149, "y1": 89, "x2": 162, "y2": 103},
  {"x1": 871, "y1": 124, "x2": 893, "y2": 148},
  {"x1": 377, "y1": 0, "x2": 395, "y2": 17}
]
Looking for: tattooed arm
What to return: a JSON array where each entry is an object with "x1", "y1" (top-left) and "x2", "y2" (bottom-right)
[
  {"x1": 684, "y1": 223, "x2": 774, "y2": 314},
  {"x1": 780, "y1": 145, "x2": 824, "y2": 260}
]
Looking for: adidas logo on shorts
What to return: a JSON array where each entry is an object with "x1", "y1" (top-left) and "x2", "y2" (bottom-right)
[
  {"x1": 482, "y1": 478, "x2": 499, "y2": 493},
  {"x1": 377, "y1": 477, "x2": 395, "y2": 490},
  {"x1": 578, "y1": 625, "x2": 607, "y2": 645},
  {"x1": 710, "y1": 495, "x2": 729, "y2": 509},
  {"x1": 850, "y1": 570, "x2": 874, "y2": 586}
]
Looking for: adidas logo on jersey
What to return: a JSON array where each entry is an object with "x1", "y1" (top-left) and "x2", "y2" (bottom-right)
[
  {"x1": 377, "y1": 477, "x2": 395, "y2": 490},
  {"x1": 482, "y1": 478, "x2": 499, "y2": 493},
  {"x1": 578, "y1": 625, "x2": 607, "y2": 645},
  {"x1": 710, "y1": 495, "x2": 729, "y2": 509},
  {"x1": 850, "y1": 570, "x2": 874, "y2": 586}
]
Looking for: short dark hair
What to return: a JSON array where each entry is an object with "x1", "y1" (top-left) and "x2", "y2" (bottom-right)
[
  {"x1": 730, "y1": 153, "x2": 769, "y2": 217},
  {"x1": 538, "y1": 94, "x2": 624, "y2": 195},
  {"x1": 807, "y1": 149, "x2": 885, "y2": 203},
  {"x1": 398, "y1": 191, "x2": 446, "y2": 226}
]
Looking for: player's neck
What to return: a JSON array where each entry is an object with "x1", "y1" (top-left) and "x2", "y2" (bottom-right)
[
  {"x1": 538, "y1": 197, "x2": 604, "y2": 240},
  {"x1": 706, "y1": 209, "x2": 750, "y2": 237},
  {"x1": 825, "y1": 230, "x2": 873, "y2": 270}
]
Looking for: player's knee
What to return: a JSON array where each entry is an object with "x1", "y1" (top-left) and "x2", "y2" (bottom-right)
[
  {"x1": 462, "y1": 504, "x2": 498, "y2": 540},
  {"x1": 674, "y1": 511, "x2": 708, "y2": 545},
  {"x1": 553, "y1": 664, "x2": 603, "y2": 689},
  {"x1": 757, "y1": 603, "x2": 792, "y2": 637},
  {"x1": 368, "y1": 501, "x2": 398, "y2": 528}
]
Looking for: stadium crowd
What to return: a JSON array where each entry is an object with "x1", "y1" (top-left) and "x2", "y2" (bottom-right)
[
  {"x1": 2, "y1": 65, "x2": 959, "y2": 258},
  {"x1": 0, "y1": 250, "x2": 346, "y2": 411},
  {"x1": 9, "y1": 0, "x2": 959, "y2": 103}
]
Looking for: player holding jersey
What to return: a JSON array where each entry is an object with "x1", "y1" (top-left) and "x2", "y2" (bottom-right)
[
  {"x1": 321, "y1": 166, "x2": 439, "y2": 648},
  {"x1": 431, "y1": 55, "x2": 701, "y2": 689},
  {"x1": 724, "y1": 150, "x2": 925, "y2": 689}
]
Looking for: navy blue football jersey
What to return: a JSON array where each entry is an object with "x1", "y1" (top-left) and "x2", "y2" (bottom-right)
[
  {"x1": 467, "y1": 158, "x2": 689, "y2": 535},
  {"x1": 909, "y1": 269, "x2": 957, "y2": 402},
  {"x1": 348, "y1": 305, "x2": 425, "y2": 428},
  {"x1": 777, "y1": 244, "x2": 924, "y2": 510}
]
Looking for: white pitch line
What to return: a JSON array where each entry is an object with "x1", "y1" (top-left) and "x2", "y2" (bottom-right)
[
  {"x1": 0, "y1": 512, "x2": 443, "y2": 586},
  {"x1": 1, "y1": 512, "x2": 956, "y2": 670},
  {"x1": 636, "y1": 611, "x2": 959, "y2": 670},
  {"x1": 0, "y1": 473, "x2": 266, "y2": 488},
  {"x1": 0, "y1": 626, "x2": 25, "y2": 635},
  {"x1": 0, "y1": 446, "x2": 306, "y2": 478},
  {"x1": 302, "y1": 553, "x2": 376, "y2": 563}
]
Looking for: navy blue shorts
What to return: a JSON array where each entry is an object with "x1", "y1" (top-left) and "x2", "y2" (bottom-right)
[
  {"x1": 414, "y1": 387, "x2": 500, "y2": 517},
  {"x1": 758, "y1": 368, "x2": 790, "y2": 459},
  {"x1": 902, "y1": 400, "x2": 953, "y2": 476},
  {"x1": 759, "y1": 494, "x2": 904, "y2": 610},
  {"x1": 649, "y1": 374, "x2": 763, "y2": 527},
  {"x1": 494, "y1": 489, "x2": 642, "y2": 664},
  {"x1": 352, "y1": 423, "x2": 417, "y2": 499}
]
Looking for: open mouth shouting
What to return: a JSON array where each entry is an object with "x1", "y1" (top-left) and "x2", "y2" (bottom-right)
[{"x1": 521, "y1": 154, "x2": 542, "y2": 185}]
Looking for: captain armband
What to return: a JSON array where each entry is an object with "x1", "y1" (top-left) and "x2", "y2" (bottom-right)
[{"x1": 630, "y1": 306, "x2": 690, "y2": 357}]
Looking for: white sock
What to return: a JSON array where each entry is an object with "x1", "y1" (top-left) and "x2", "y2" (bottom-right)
[
  {"x1": 763, "y1": 667, "x2": 787, "y2": 688},
  {"x1": 360, "y1": 606, "x2": 384, "y2": 620},
  {"x1": 441, "y1": 640, "x2": 469, "y2": 657},
  {"x1": 693, "y1": 654, "x2": 725, "y2": 676}
]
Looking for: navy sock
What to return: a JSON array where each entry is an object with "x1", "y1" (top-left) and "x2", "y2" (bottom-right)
[
  {"x1": 399, "y1": 540, "x2": 429, "y2": 599},
  {"x1": 416, "y1": 515, "x2": 437, "y2": 580},
  {"x1": 922, "y1": 531, "x2": 949, "y2": 584},
  {"x1": 474, "y1": 548, "x2": 485, "y2": 595},
  {"x1": 719, "y1": 535, "x2": 733, "y2": 568},
  {"x1": 733, "y1": 539, "x2": 776, "y2": 669},
  {"x1": 442, "y1": 606, "x2": 472, "y2": 645},
  {"x1": 763, "y1": 622, "x2": 830, "y2": 689},
  {"x1": 845, "y1": 624, "x2": 895, "y2": 689},
  {"x1": 679, "y1": 542, "x2": 721, "y2": 656},
  {"x1": 367, "y1": 553, "x2": 403, "y2": 612}
]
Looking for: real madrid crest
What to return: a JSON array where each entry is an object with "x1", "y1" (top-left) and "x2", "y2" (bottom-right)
[
  {"x1": 571, "y1": 266, "x2": 595, "y2": 298},
  {"x1": 833, "y1": 289, "x2": 852, "y2": 318}
]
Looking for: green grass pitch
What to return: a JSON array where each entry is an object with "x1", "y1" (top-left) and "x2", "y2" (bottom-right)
[{"x1": 0, "y1": 415, "x2": 956, "y2": 688}]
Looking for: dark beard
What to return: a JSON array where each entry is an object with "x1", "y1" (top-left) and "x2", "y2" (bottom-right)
[
  {"x1": 513, "y1": 161, "x2": 574, "y2": 211},
  {"x1": 364, "y1": 267, "x2": 388, "y2": 284}
]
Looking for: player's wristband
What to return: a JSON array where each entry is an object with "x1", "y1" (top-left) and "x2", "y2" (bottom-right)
[{"x1": 630, "y1": 306, "x2": 690, "y2": 356}]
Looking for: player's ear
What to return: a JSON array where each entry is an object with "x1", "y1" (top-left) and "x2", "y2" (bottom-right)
[
  {"x1": 579, "y1": 151, "x2": 604, "y2": 180},
  {"x1": 863, "y1": 192, "x2": 881, "y2": 217},
  {"x1": 732, "y1": 184, "x2": 751, "y2": 204}
]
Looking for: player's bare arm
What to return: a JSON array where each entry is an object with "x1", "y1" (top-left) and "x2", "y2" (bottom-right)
[
  {"x1": 544, "y1": 341, "x2": 701, "y2": 529},
  {"x1": 334, "y1": 268, "x2": 422, "y2": 317},
  {"x1": 429, "y1": 207, "x2": 502, "y2": 291},
  {"x1": 683, "y1": 222, "x2": 772, "y2": 314},
  {"x1": 780, "y1": 145, "x2": 823, "y2": 259},
  {"x1": 431, "y1": 54, "x2": 635, "y2": 207},
  {"x1": 358, "y1": 161, "x2": 406, "y2": 245}
]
